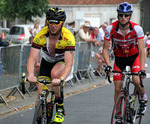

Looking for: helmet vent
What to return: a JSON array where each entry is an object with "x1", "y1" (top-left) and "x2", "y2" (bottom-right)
[{"x1": 127, "y1": 6, "x2": 131, "y2": 11}]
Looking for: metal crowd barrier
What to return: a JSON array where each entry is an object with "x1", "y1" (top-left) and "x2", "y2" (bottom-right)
[
  {"x1": 0, "y1": 41, "x2": 105, "y2": 105},
  {"x1": 0, "y1": 45, "x2": 24, "y2": 105}
]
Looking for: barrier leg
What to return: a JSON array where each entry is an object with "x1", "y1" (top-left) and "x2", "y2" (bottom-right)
[
  {"x1": 78, "y1": 71, "x2": 84, "y2": 83},
  {"x1": 73, "y1": 72, "x2": 81, "y2": 84},
  {"x1": 7, "y1": 88, "x2": 16, "y2": 98},
  {"x1": 67, "y1": 80, "x2": 74, "y2": 87},
  {"x1": 7, "y1": 87, "x2": 24, "y2": 99},
  {"x1": 0, "y1": 93, "x2": 8, "y2": 105}
]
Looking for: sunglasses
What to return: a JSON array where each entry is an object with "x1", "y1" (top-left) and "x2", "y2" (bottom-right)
[
  {"x1": 47, "y1": 20, "x2": 62, "y2": 26},
  {"x1": 119, "y1": 14, "x2": 131, "y2": 17}
]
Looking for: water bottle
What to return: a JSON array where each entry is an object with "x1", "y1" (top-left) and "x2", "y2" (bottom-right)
[{"x1": 129, "y1": 94, "x2": 135, "y2": 109}]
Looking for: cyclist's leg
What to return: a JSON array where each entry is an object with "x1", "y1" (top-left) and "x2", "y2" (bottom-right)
[
  {"x1": 113, "y1": 62, "x2": 125, "y2": 123},
  {"x1": 34, "y1": 58, "x2": 53, "y2": 122},
  {"x1": 131, "y1": 55, "x2": 147, "y2": 115},
  {"x1": 113, "y1": 62, "x2": 123, "y2": 102},
  {"x1": 51, "y1": 61, "x2": 65, "y2": 123}
]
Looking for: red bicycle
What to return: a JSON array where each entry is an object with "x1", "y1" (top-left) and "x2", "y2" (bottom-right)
[{"x1": 107, "y1": 69, "x2": 144, "y2": 124}]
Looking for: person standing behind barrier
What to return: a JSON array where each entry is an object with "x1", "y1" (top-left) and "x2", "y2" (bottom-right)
[
  {"x1": 29, "y1": 19, "x2": 41, "y2": 36},
  {"x1": 146, "y1": 35, "x2": 150, "y2": 58},
  {"x1": 76, "y1": 22, "x2": 97, "y2": 43},
  {"x1": 67, "y1": 21, "x2": 76, "y2": 36},
  {"x1": 0, "y1": 39, "x2": 11, "y2": 47},
  {"x1": 0, "y1": 39, "x2": 11, "y2": 79},
  {"x1": 32, "y1": 23, "x2": 40, "y2": 37},
  {"x1": 94, "y1": 27, "x2": 105, "y2": 75},
  {"x1": 103, "y1": 3, "x2": 147, "y2": 122}
]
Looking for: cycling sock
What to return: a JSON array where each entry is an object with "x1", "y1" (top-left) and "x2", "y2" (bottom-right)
[
  {"x1": 141, "y1": 92, "x2": 147, "y2": 101},
  {"x1": 55, "y1": 96, "x2": 64, "y2": 104}
]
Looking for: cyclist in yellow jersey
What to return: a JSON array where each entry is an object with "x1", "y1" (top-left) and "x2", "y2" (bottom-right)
[{"x1": 27, "y1": 7, "x2": 75, "y2": 123}]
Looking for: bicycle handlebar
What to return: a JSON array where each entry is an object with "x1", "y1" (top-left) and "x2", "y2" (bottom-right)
[
  {"x1": 106, "y1": 70, "x2": 144, "y2": 87},
  {"x1": 36, "y1": 79, "x2": 64, "y2": 87},
  {"x1": 36, "y1": 78, "x2": 64, "y2": 98}
]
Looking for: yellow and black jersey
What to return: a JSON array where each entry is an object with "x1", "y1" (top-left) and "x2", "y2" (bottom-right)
[{"x1": 32, "y1": 26, "x2": 75, "y2": 63}]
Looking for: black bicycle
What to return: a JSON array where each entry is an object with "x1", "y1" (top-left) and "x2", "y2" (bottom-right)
[
  {"x1": 107, "y1": 69, "x2": 144, "y2": 124},
  {"x1": 32, "y1": 76, "x2": 64, "y2": 124}
]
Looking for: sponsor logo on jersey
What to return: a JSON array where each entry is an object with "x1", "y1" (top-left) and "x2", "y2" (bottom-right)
[
  {"x1": 34, "y1": 38, "x2": 40, "y2": 44},
  {"x1": 64, "y1": 37, "x2": 68, "y2": 41},
  {"x1": 67, "y1": 41, "x2": 72, "y2": 45},
  {"x1": 132, "y1": 66, "x2": 140, "y2": 69},
  {"x1": 105, "y1": 30, "x2": 109, "y2": 38}
]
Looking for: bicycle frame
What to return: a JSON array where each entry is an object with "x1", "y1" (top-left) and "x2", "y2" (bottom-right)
[
  {"x1": 108, "y1": 69, "x2": 144, "y2": 124},
  {"x1": 32, "y1": 76, "x2": 64, "y2": 124}
]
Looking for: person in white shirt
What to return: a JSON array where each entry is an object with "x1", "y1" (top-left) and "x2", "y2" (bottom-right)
[
  {"x1": 29, "y1": 19, "x2": 41, "y2": 36},
  {"x1": 76, "y1": 22, "x2": 96, "y2": 43}
]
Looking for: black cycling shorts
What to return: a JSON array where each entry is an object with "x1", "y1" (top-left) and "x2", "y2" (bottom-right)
[
  {"x1": 39, "y1": 58, "x2": 64, "y2": 78},
  {"x1": 115, "y1": 53, "x2": 139, "y2": 71}
]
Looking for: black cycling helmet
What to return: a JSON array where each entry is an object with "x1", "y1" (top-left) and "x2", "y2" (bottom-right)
[
  {"x1": 117, "y1": 2, "x2": 133, "y2": 14},
  {"x1": 46, "y1": 7, "x2": 66, "y2": 23}
]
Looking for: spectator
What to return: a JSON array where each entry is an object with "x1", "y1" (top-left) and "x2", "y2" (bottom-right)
[
  {"x1": 67, "y1": 21, "x2": 76, "y2": 36},
  {"x1": 32, "y1": 23, "x2": 40, "y2": 37},
  {"x1": 76, "y1": 22, "x2": 96, "y2": 43},
  {"x1": 29, "y1": 19, "x2": 41, "y2": 35},
  {"x1": 146, "y1": 35, "x2": 150, "y2": 58},
  {"x1": 99, "y1": 23, "x2": 108, "y2": 41},
  {"x1": 144, "y1": 31, "x2": 149, "y2": 47},
  {"x1": 0, "y1": 39, "x2": 11, "y2": 78},
  {"x1": 29, "y1": 36, "x2": 34, "y2": 44},
  {"x1": 94, "y1": 27, "x2": 105, "y2": 75},
  {"x1": 89, "y1": 26, "x2": 94, "y2": 39},
  {"x1": 0, "y1": 39, "x2": 11, "y2": 47}
]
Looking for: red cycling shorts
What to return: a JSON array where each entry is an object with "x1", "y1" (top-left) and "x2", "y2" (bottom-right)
[{"x1": 113, "y1": 53, "x2": 141, "y2": 81}]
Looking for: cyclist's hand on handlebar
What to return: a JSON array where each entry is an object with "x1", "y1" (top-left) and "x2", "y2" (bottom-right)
[
  {"x1": 138, "y1": 70, "x2": 146, "y2": 78},
  {"x1": 105, "y1": 66, "x2": 112, "y2": 75},
  {"x1": 52, "y1": 78, "x2": 61, "y2": 86},
  {"x1": 28, "y1": 74, "x2": 37, "y2": 83}
]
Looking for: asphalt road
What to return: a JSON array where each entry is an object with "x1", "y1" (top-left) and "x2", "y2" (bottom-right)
[
  {"x1": 0, "y1": 79, "x2": 150, "y2": 124},
  {"x1": 0, "y1": 58, "x2": 150, "y2": 124}
]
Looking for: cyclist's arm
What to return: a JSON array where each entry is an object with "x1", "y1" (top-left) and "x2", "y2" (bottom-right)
[
  {"x1": 138, "y1": 38, "x2": 145, "y2": 70},
  {"x1": 59, "y1": 50, "x2": 74, "y2": 80},
  {"x1": 27, "y1": 47, "x2": 40, "y2": 78},
  {"x1": 103, "y1": 39, "x2": 111, "y2": 66}
]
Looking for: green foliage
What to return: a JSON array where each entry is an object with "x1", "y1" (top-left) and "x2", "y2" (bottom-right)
[{"x1": 0, "y1": 0, "x2": 49, "y2": 22}]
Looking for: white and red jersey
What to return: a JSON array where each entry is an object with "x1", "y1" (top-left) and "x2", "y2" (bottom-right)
[{"x1": 104, "y1": 20, "x2": 144, "y2": 57}]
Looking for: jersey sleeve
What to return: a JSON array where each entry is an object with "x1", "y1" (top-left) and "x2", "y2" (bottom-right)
[
  {"x1": 61, "y1": 27, "x2": 75, "y2": 51},
  {"x1": 104, "y1": 25, "x2": 113, "y2": 41},
  {"x1": 134, "y1": 25, "x2": 144, "y2": 39},
  {"x1": 32, "y1": 26, "x2": 49, "y2": 49}
]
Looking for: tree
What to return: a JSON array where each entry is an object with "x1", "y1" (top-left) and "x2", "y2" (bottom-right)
[{"x1": 0, "y1": 0, "x2": 49, "y2": 23}]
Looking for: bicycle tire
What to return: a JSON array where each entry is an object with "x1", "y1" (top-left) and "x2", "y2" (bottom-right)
[
  {"x1": 124, "y1": 96, "x2": 133, "y2": 124},
  {"x1": 32, "y1": 100, "x2": 43, "y2": 124},
  {"x1": 132, "y1": 93, "x2": 142, "y2": 124},
  {"x1": 111, "y1": 91, "x2": 127, "y2": 124}
]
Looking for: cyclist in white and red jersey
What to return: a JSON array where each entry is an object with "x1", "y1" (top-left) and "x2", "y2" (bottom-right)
[{"x1": 103, "y1": 2, "x2": 147, "y2": 123}]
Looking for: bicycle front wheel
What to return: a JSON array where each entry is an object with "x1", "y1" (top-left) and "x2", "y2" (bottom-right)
[
  {"x1": 111, "y1": 91, "x2": 127, "y2": 124},
  {"x1": 32, "y1": 100, "x2": 43, "y2": 124}
]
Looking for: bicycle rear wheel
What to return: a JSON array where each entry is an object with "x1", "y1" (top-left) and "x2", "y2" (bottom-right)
[
  {"x1": 32, "y1": 100, "x2": 44, "y2": 124},
  {"x1": 111, "y1": 91, "x2": 127, "y2": 124}
]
